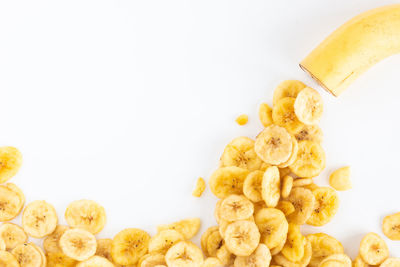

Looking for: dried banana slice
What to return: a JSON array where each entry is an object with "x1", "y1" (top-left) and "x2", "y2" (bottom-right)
[
  {"x1": 278, "y1": 137, "x2": 298, "y2": 168},
  {"x1": 76, "y1": 256, "x2": 114, "y2": 267},
  {"x1": 381, "y1": 258, "x2": 400, "y2": 267},
  {"x1": 261, "y1": 166, "x2": 280, "y2": 208},
  {"x1": 206, "y1": 230, "x2": 224, "y2": 257},
  {"x1": 216, "y1": 244, "x2": 235, "y2": 266},
  {"x1": 243, "y1": 170, "x2": 264, "y2": 203},
  {"x1": 281, "y1": 175, "x2": 293, "y2": 199},
  {"x1": 31, "y1": 243, "x2": 46, "y2": 267},
  {"x1": 0, "y1": 250, "x2": 20, "y2": 267},
  {"x1": 201, "y1": 226, "x2": 219, "y2": 256},
  {"x1": 281, "y1": 223, "x2": 304, "y2": 262},
  {"x1": 218, "y1": 194, "x2": 254, "y2": 222},
  {"x1": 359, "y1": 232, "x2": 389, "y2": 265},
  {"x1": 43, "y1": 225, "x2": 69, "y2": 253},
  {"x1": 272, "y1": 97, "x2": 304, "y2": 134},
  {"x1": 157, "y1": 218, "x2": 201, "y2": 240},
  {"x1": 303, "y1": 182, "x2": 319, "y2": 191},
  {"x1": 329, "y1": 167, "x2": 352, "y2": 191},
  {"x1": 65, "y1": 199, "x2": 106, "y2": 235},
  {"x1": 11, "y1": 243, "x2": 43, "y2": 267},
  {"x1": 5, "y1": 183, "x2": 25, "y2": 211},
  {"x1": 294, "y1": 87, "x2": 323, "y2": 125},
  {"x1": 46, "y1": 252, "x2": 77, "y2": 267},
  {"x1": 276, "y1": 201, "x2": 295, "y2": 216},
  {"x1": 0, "y1": 185, "x2": 24, "y2": 222},
  {"x1": 0, "y1": 147, "x2": 23, "y2": 184},
  {"x1": 235, "y1": 114, "x2": 248, "y2": 126},
  {"x1": 320, "y1": 254, "x2": 351, "y2": 267},
  {"x1": 307, "y1": 187, "x2": 339, "y2": 226},
  {"x1": 0, "y1": 223, "x2": 28, "y2": 250},
  {"x1": 383, "y1": 212, "x2": 400, "y2": 240},
  {"x1": 210, "y1": 167, "x2": 249, "y2": 199},
  {"x1": 224, "y1": 220, "x2": 260, "y2": 257},
  {"x1": 290, "y1": 140, "x2": 325, "y2": 178},
  {"x1": 138, "y1": 253, "x2": 166, "y2": 267},
  {"x1": 353, "y1": 255, "x2": 369, "y2": 267},
  {"x1": 165, "y1": 241, "x2": 204, "y2": 267},
  {"x1": 60, "y1": 228, "x2": 97, "y2": 262},
  {"x1": 193, "y1": 177, "x2": 206, "y2": 197},
  {"x1": 274, "y1": 238, "x2": 312, "y2": 267},
  {"x1": 202, "y1": 257, "x2": 223, "y2": 267},
  {"x1": 234, "y1": 244, "x2": 271, "y2": 267},
  {"x1": 255, "y1": 125, "x2": 293, "y2": 165},
  {"x1": 254, "y1": 208, "x2": 288, "y2": 249},
  {"x1": 149, "y1": 229, "x2": 184, "y2": 254},
  {"x1": 259, "y1": 103, "x2": 273, "y2": 127},
  {"x1": 292, "y1": 178, "x2": 313, "y2": 187},
  {"x1": 270, "y1": 234, "x2": 286, "y2": 256},
  {"x1": 220, "y1": 137, "x2": 264, "y2": 171},
  {"x1": 95, "y1": 239, "x2": 116, "y2": 265},
  {"x1": 293, "y1": 124, "x2": 323, "y2": 143},
  {"x1": 306, "y1": 233, "x2": 344, "y2": 267},
  {"x1": 287, "y1": 187, "x2": 315, "y2": 225},
  {"x1": 22, "y1": 200, "x2": 57, "y2": 238},
  {"x1": 111, "y1": 228, "x2": 150, "y2": 265},
  {"x1": 273, "y1": 80, "x2": 307, "y2": 106}
]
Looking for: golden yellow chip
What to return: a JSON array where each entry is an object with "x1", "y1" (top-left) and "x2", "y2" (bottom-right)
[
  {"x1": 0, "y1": 147, "x2": 23, "y2": 184},
  {"x1": 273, "y1": 80, "x2": 307, "y2": 106},
  {"x1": 218, "y1": 194, "x2": 254, "y2": 222},
  {"x1": 149, "y1": 229, "x2": 184, "y2": 254},
  {"x1": 278, "y1": 137, "x2": 298, "y2": 168},
  {"x1": 138, "y1": 253, "x2": 166, "y2": 267},
  {"x1": 272, "y1": 97, "x2": 304, "y2": 134},
  {"x1": 22, "y1": 200, "x2": 58, "y2": 238},
  {"x1": 0, "y1": 250, "x2": 20, "y2": 267},
  {"x1": 165, "y1": 241, "x2": 204, "y2": 267},
  {"x1": 215, "y1": 244, "x2": 235, "y2": 266},
  {"x1": 329, "y1": 166, "x2": 351, "y2": 191},
  {"x1": 306, "y1": 187, "x2": 339, "y2": 226},
  {"x1": 259, "y1": 103, "x2": 273, "y2": 127},
  {"x1": 76, "y1": 256, "x2": 114, "y2": 267},
  {"x1": 274, "y1": 238, "x2": 312, "y2": 267},
  {"x1": 319, "y1": 254, "x2": 351, "y2": 267},
  {"x1": 224, "y1": 220, "x2": 260, "y2": 257},
  {"x1": 359, "y1": 232, "x2": 389, "y2": 265},
  {"x1": 46, "y1": 252, "x2": 77, "y2": 267},
  {"x1": 95, "y1": 239, "x2": 115, "y2": 265},
  {"x1": 0, "y1": 185, "x2": 24, "y2": 222},
  {"x1": 381, "y1": 258, "x2": 400, "y2": 267},
  {"x1": 290, "y1": 140, "x2": 325, "y2": 178},
  {"x1": 157, "y1": 218, "x2": 201, "y2": 240},
  {"x1": 383, "y1": 212, "x2": 400, "y2": 240},
  {"x1": 209, "y1": 167, "x2": 249, "y2": 199},
  {"x1": 11, "y1": 242, "x2": 43, "y2": 267},
  {"x1": 307, "y1": 233, "x2": 344, "y2": 267},
  {"x1": 353, "y1": 255, "x2": 369, "y2": 267},
  {"x1": 293, "y1": 124, "x2": 323, "y2": 143},
  {"x1": 43, "y1": 225, "x2": 69, "y2": 253},
  {"x1": 275, "y1": 200, "x2": 295, "y2": 216},
  {"x1": 234, "y1": 244, "x2": 271, "y2": 267},
  {"x1": 202, "y1": 257, "x2": 223, "y2": 267},
  {"x1": 206, "y1": 231, "x2": 224, "y2": 257},
  {"x1": 60, "y1": 228, "x2": 97, "y2": 262},
  {"x1": 287, "y1": 187, "x2": 315, "y2": 225},
  {"x1": 281, "y1": 223, "x2": 304, "y2": 262},
  {"x1": 281, "y1": 175, "x2": 293, "y2": 199},
  {"x1": 201, "y1": 226, "x2": 219, "y2": 256},
  {"x1": 261, "y1": 166, "x2": 280, "y2": 208},
  {"x1": 292, "y1": 178, "x2": 313, "y2": 187},
  {"x1": 294, "y1": 87, "x2": 323, "y2": 125},
  {"x1": 236, "y1": 114, "x2": 248, "y2": 126},
  {"x1": 193, "y1": 177, "x2": 206, "y2": 197},
  {"x1": 254, "y1": 208, "x2": 288, "y2": 249},
  {"x1": 0, "y1": 223, "x2": 28, "y2": 250},
  {"x1": 243, "y1": 170, "x2": 264, "y2": 203}
]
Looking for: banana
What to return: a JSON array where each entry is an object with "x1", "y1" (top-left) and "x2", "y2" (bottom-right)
[
  {"x1": 269, "y1": 235, "x2": 286, "y2": 256},
  {"x1": 148, "y1": 229, "x2": 184, "y2": 254},
  {"x1": 272, "y1": 98, "x2": 304, "y2": 134},
  {"x1": 202, "y1": 257, "x2": 223, "y2": 267},
  {"x1": 307, "y1": 233, "x2": 344, "y2": 267},
  {"x1": 293, "y1": 124, "x2": 323, "y2": 143},
  {"x1": 0, "y1": 185, "x2": 24, "y2": 222},
  {"x1": 218, "y1": 194, "x2": 254, "y2": 222},
  {"x1": 206, "y1": 230, "x2": 224, "y2": 257},
  {"x1": 275, "y1": 200, "x2": 295, "y2": 217},
  {"x1": 220, "y1": 137, "x2": 264, "y2": 171},
  {"x1": 46, "y1": 252, "x2": 77, "y2": 267},
  {"x1": 274, "y1": 238, "x2": 312, "y2": 267},
  {"x1": 329, "y1": 166, "x2": 352, "y2": 191},
  {"x1": 165, "y1": 241, "x2": 204, "y2": 267},
  {"x1": 5, "y1": 183, "x2": 25, "y2": 212},
  {"x1": 259, "y1": 103, "x2": 273, "y2": 127},
  {"x1": 30, "y1": 243, "x2": 46, "y2": 267},
  {"x1": 383, "y1": 212, "x2": 400, "y2": 240},
  {"x1": 138, "y1": 253, "x2": 166, "y2": 267},
  {"x1": 192, "y1": 177, "x2": 206, "y2": 197},
  {"x1": 254, "y1": 208, "x2": 288, "y2": 249},
  {"x1": 209, "y1": 167, "x2": 249, "y2": 199},
  {"x1": 353, "y1": 255, "x2": 369, "y2": 267},
  {"x1": 11, "y1": 243, "x2": 43, "y2": 267},
  {"x1": 294, "y1": 87, "x2": 323, "y2": 125},
  {"x1": 359, "y1": 233, "x2": 389, "y2": 265},
  {"x1": 261, "y1": 166, "x2": 280, "y2": 208},
  {"x1": 224, "y1": 220, "x2": 260, "y2": 257},
  {"x1": 111, "y1": 228, "x2": 150, "y2": 265},
  {"x1": 59, "y1": 228, "x2": 97, "y2": 262},
  {"x1": 300, "y1": 5, "x2": 400, "y2": 96},
  {"x1": 320, "y1": 254, "x2": 352, "y2": 267},
  {"x1": 273, "y1": 80, "x2": 307, "y2": 106},
  {"x1": 0, "y1": 147, "x2": 23, "y2": 184},
  {"x1": 281, "y1": 223, "x2": 304, "y2": 262},
  {"x1": 76, "y1": 256, "x2": 115, "y2": 267},
  {"x1": 287, "y1": 187, "x2": 315, "y2": 225},
  {"x1": 243, "y1": 170, "x2": 264, "y2": 203},
  {"x1": 234, "y1": 244, "x2": 271, "y2": 267},
  {"x1": 43, "y1": 225, "x2": 69, "y2": 253},
  {"x1": 0, "y1": 223, "x2": 28, "y2": 250},
  {"x1": 306, "y1": 187, "x2": 339, "y2": 226},
  {"x1": 156, "y1": 218, "x2": 201, "y2": 240},
  {"x1": 201, "y1": 226, "x2": 219, "y2": 256},
  {"x1": 65, "y1": 199, "x2": 106, "y2": 235},
  {"x1": 381, "y1": 258, "x2": 400, "y2": 267},
  {"x1": 0, "y1": 250, "x2": 20, "y2": 267},
  {"x1": 22, "y1": 200, "x2": 58, "y2": 238},
  {"x1": 281, "y1": 175, "x2": 293, "y2": 198},
  {"x1": 96, "y1": 239, "x2": 119, "y2": 266},
  {"x1": 215, "y1": 244, "x2": 235, "y2": 266},
  {"x1": 290, "y1": 140, "x2": 326, "y2": 178}
]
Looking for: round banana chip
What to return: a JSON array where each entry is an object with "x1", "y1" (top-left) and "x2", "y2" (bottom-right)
[
  {"x1": 206, "y1": 230, "x2": 224, "y2": 257},
  {"x1": 270, "y1": 234, "x2": 286, "y2": 256},
  {"x1": 60, "y1": 228, "x2": 97, "y2": 262},
  {"x1": 287, "y1": 187, "x2": 315, "y2": 225},
  {"x1": 254, "y1": 208, "x2": 288, "y2": 249},
  {"x1": 272, "y1": 97, "x2": 304, "y2": 133},
  {"x1": 243, "y1": 170, "x2": 264, "y2": 203},
  {"x1": 293, "y1": 124, "x2": 323, "y2": 143},
  {"x1": 359, "y1": 232, "x2": 389, "y2": 265},
  {"x1": 281, "y1": 223, "x2": 304, "y2": 262},
  {"x1": 138, "y1": 253, "x2": 166, "y2": 267},
  {"x1": 22, "y1": 200, "x2": 58, "y2": 238},
  {"x1": 320, "y1": 254, "x2": 351, "y2": 267},
  {"x1": 148, "y1": 229, "x2": 184, "y2": 254},
  {"x1": 353, "y1": 255, "x2": 369, "y2": 267},
  {"x1": 329, "y1": 167, "x2": 351, "y2": 191},
  {"x1": 383, "y1": 212, "x2": 400, "y2": 240},
  {"x1": 290, "y1": 140, "x2": 326, "y2": 178},
  {"x1": 111, "y1": 228, "x2": 151, "y2": 265},
  {"x1": 157, "y1": 218, "x2": 201, "y2": 240},
  {"x1": 278, "y1": 137, "x2": 298, "y2": 168},
  {"x1": 294, "y1": 87, "x2": 323, "y2": 125},
  {"x1": 0, "y1": 250, "x2": 20, "y2": 267},
  {"x1": 43, "y1": 225, "x2": 69, "y2": 253},
  {"x1": 0, "y1": 223, "x2": 28, "y2": 250},
  {"x1": 224, "y1": 220, "x2": 260, "y2": 257},
  {"x1": 307, "y1": 233, "x2": 344, "y2": 267},
  {"x1": 215, "y1": 244, "x2": 235, "y2": 266},
  {"x1": 281, "y1": 175, "x2": 293, "y2": 199},
  {"x1": 276, "y1": 200, "x2": 295, "y2": 216},
  {"x1": 272, "y1": 80, "x2": 307, "y2": 106},
  {"x1": 261, "y1": 166, "x2": 280, "y2": 208},
  {"x1": 220, "y1": 137, "x2": 264, "y2": 171},
  {"x1": 259, "y1": 103, "x2": 274, "y2": 127},
  {"x1": 202, "y1": 257, "x2": 223, "y2": 267},
  {"x1": 5, "y1": 183, "x2": 25, "y2": 212},
  {"x1": 381, "y1": 258, "x2": 400, "y2": 267},
  {"x1": 0, "y1": 147, "x2": 23, "y2": 184},
  {"x1": 274, "y1": 238, "x2": 312, "y2": 267},
  {"x1": 65, "y1": 199, "x2": 106, "y2": 235},
  {"x1": 255, "y1": 125, "x2": 293, "y2": 165},
  {"x1": 209, "y1": 167, "x2": 249, "y2": 199},
  {"x1": 76, "y1": 256, "x2": 114, "y2": 267},
  {"x1": 0, "y1": 185, "x2": 24, "y2": 222},
  {"x1": 234, "y1": 244, "x2": 271, "y2": 267},
  {"x1": 0, "y1": 238, "x2": 5, "y2": 251},
  {"x1": 218, "y1": 194, "x2": 254, "y2": 222},
  {"x1": 46, "y1": 252, "x2": 77, "y2": 267},
  {"x1": 201, "y1": 226, "x2": 219, "y2": 256},
  {"x1": 307, "y1": 187, "x2": 339, "y2": 226},
  {"x1": 11, "y1": 243, "x2": 43, "y2": 267},
  {"x1": 165, "y1": 241, "x2": 204, "y2": 267}
]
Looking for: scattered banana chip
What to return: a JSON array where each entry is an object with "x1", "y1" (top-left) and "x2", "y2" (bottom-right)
[
  {"x1": 292, "y1": 178, "x2": 313, "y2": 187},
  {"x1": 193, "y1": 177, "x2": 206, "y2": 197},
  {"x1": 22, "y1": 200, "x2": 58, "y2": 238},
  {"x1": 259, "y1": 103, "x2": 274, "y2": 127},
  {"x1": 307, "y1": 187, "x2": 339, "y2": 226},
  {"x1": 281, "y1": 223, "x2": 304, "y2": 262},
  {"x1": 307, "y1": 233, "x2": 344, "y2": 267},
  {"x1": 76, "y1": 255, "x2": 114, "y2": 267},
  {"x1": 165, "y1": 241, "x2": 204, "y2": 267},
  {"x1": 381, "y1": 258, "x2": 400, "y2": 267},
  {"x1": 0, "y1": 184, "x2": 24, "y2": 222},
  {"x1": 46, "y1": 252, "x2": 77, "y2": 267},
  {"x1": 254, "y1": 208, "x2": 288, "y2": 249},
  {"x1": 0, "y1": 250, "x2": 20, "y2": 267},
  {"x1": 287, "y1": 187, "x2": 315, "y2": 225},
  {"x1": 157, "y1": 217, "x2": 201, "y2": 240},
  {"x1": 261, "y1": 166, "x2": 280, "y2": 208},
  {"x1": 111, "y1": 228, "x2": 150, "y2": 265},
  {"x1": 255, "y1": 125, "x2": 293, "y2": 165},
  {"x1": 293, "y1": 124, "x2": 323, "y2": 143},
  {"x1": 294, "y1": 87, "x2": 323, "y2": 125},
  {"x1": 359, "y1": 232, "x2": 389, "y2": 265},
  {"x1": 383, "y1": 212, "x2": 400, "y2": 240},
  {"x1": 290, "y1": 140, "x2": 326, "y2": 178},
  {"x1": 43, "y1": 225, "x2": 69, "y2": 253},
  {"x1": 138, "y1": 253, "x2": 166, "y2": 267},
  {"x1": 273, "y1": 80, "x2": 307, "y2": 106},
  {"x1": 234, "y1": 243, "x2": 271, "y2": 267},
  {"x1": 320, "y1": 254, "x2": 352, "y2": 267},
  {"x1": 329, "y1": 166, "x2": 352, "y2": 191},
  {"x1": 0, "y1": 223, "x2": 28, "y2": 250},
  {"x1": 243, "y1": 170, "x2": 264, "y2": 202},
  {"x1": 281, "y1": 175, "x2": 293, "y2": 199},
  {"x1": 224, "y1": 220, "x2": 260, "y2": 257},
  {"x1": 0, "y1": 146, "x2": 23, "y2": 184},
  {"x1": 218, "y1": 194, "x2": 254, "y2": 222},
  {"x1": 202, "y1": 257, "x2": 222, "y2": 267},
  {"x1": 209, "y1": 167, "x2": 249, "y2": 199},
  {"x1": 274, "y1": 238, "x2": 312, "y2": 267},
  {"x1": 65, "y1": 199, "x2": 106, "y2": 235},
  {"x1": 273, "y1": 97, "x2": 304, "y2": 134},
  {"x1": 236, "y1": 114, "x2": 248, "y2": 126},
  {"x1": 11, "y1": 243, "x2": 43, "y2": 267},
  {"x1": 149, "y1": 229, "x2": 184, "y2": 254},
  {"x1": 60, "y1": 228, "x2": 97, "y2": 262},
  {"x1": 276, "y1": 200, "x2": 295, "y2": 216}
]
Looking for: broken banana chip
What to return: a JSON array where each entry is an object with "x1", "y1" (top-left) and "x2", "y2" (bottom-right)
[
  {"x1": 201, "y1": 226, "x2": 219, "y2": 256},
  {"x1": 95, "y1": 239, "x2": 117, "y2": 265},
  {"x1": 202, "y1": 257, "x2": 223, "y2": 267},
  {"x1": 235, "y1": 114, "x2": 248, "y2": 126},
  {"x1": 329, "y1": 166, "x2": 352, "y2": 191},
  {"x1": 294, "y1": 87, "x2": 323, "y2": 125},
  {"x1": 224, "y1": 220, "x2": 260, "y2": 257},
  {"x1": 259, "y1": 103, "x2": 273, "y2": 127},
  {"x1": 221, "y1": 137, "x2": 264, "y2": 171},
  {"x1": 60, "y1": 228, "x2": 97, "y2": 262},
  {"x1": 359, "y1": 232, "x2": 389, "y2": 265},
  {"x1": 273, "y1": 80, "x2": 307, "y2": 106},
  {"x1": 383, "y1": 212, "x2": 400, "y2": 240},
  {"x1": 306, "y1": 187, "x2": 339, "y2": 226},
  {"x1": 209, "y1": 167, "x2": 249, "y2": 199},
  {"x1": 206, "y1": 230, "x2": 224, "y2": 257},
  {"x1": 273, "y1": 97, "x2": 304, "y2": 133},
  {"x1": 165, "y1": 241, "x2": 204, "y2": 267},
  {"x1": 290, "y1": 140, "x2": 326, "y2": 178},
  {"x1": 0, "y1": 146, "x2": 23, "y2": 184},
  {"x1": 261, "y1": 166, "x2": 280, "y2": 208},
  {"x1": 193, "y1": 177, "x2": 206, "y2": 197},
  {"x1": 157, "y1": 217, "x2": 201, "y2": 240},
  {"x1": 234, "y1": 243, "x2": 271, "y2": 267},
  {"x1": 243, "y1": 170, "x2": 264, "y2": 202},
  {"x1": 0, "y1": 223, "x2": 28, "y2": 250},
  {"x1": 22, "y1": 200, "x2": 58, "y2": 238}
]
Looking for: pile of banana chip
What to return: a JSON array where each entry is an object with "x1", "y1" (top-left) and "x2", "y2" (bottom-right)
[{"x1": 0, "y1": 80, "x2": 399, "y2": 266}]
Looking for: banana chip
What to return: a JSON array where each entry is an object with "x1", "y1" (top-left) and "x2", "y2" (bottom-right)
[
  {"x1": 294, "y1": 87, "x2": 323, "y2": 125},
  {"x1": 201, "y1": 226, "x2": 219, "y2": 256},
  {"x1": 22, "y1": 200, "x2": 58, "y2": 238},
  {"x1": 5, "y1": 183, "x2": 25, "y2": 211},
  {"x1": 234, "y1": 244, "x2": 271, "y2": 267},
  {"x1": 193, "y1": 177, "x2": 206, "y2": 197},
  {"x1": 215, "y1": 244, "x2": 235, "y2": 266},
  {"x1": 274, "y1": 238, "x2": 312, "y2": 267},
  {"x1": 202, "y1": 257, "x2": 223, "y2": 267},
  {"x1": 307, "y1": 187, "x2": 339, "y2": 226},
  {"x1": 261, "y1": 166, "x2": 280, "y2": 208},
  {"x1": 272, "y1": 80, "x2": 307, "y2": 106},
  {"x1": 292, "y1": 178, "x2": 313, "y2": 187},
  {"x1": 149, "y1": 229, "x2": 184, "y2": 254},
  {"x1": 165, "y1": 241, "x2": 204, "y2": 267},
  {"x1": 254, "y1": 208, "x2": 288, "y2": 249},
  {"x1": 218, "y1": 194, "x2": 254, "y2": 222},
  {"x1": 273, "y1": 97, "x2": 304, "y2": 133},
  {"x1": 46, "y1": 252, "x2": 77, "y2": 267},
  {"x1": 307, "y1": 233, "x2": 344, "y2": 267},
  {"x1": 157, "y1": 218, "x2": 201, "y2": 240},
  {"x1": 278, "y1": 137, "x2": 298, "y2": 168},
  {"x1": 281, "y1": 175, "x2": 293, "y2": 199},
  {"x1": 353, "y1": 255, "x2": 369, "y2": 267},
  {"x1": 281, "y1": 223, "x2": 304, "y2": 262},
  {"x1": 76, "y1": 256, "x2": 114, "y2": 267},
  {"x1": 43, "y1": 225, "x2": 69, "y2": 253},
  {"x1": 224, "y1": 220, "x2": 260, "y2": 257},
  {"x1": 359, "y1": 232, "x2": 389, "y2": 265},
  {"x1": 236, "y1": 114, "x2": 248, "y2": 126},
  {"x1": 206, "y1": 230, "x2": 224, "y2": 257},
  {"x1": 290, "y1": 140, "x2": 326, "y2": 178},
  {"x1": 293, "y1": 124, "x2": 323, "y2": 143},
  {"x1": 276, "y1": 201, "x2": 295, "y2": 216},
  {"x1": 287, "y1": 187, "x2": 315, "y2": 225},
  {"x1": 383, "y1": 212, "x2": 400, "y2": 240},
  {"x1": 329, "y1": 167, "x2": 352, "y2": 191},
  {"x1": 320, "y1": 254, "x2": 351, "y2": 267},
  {"x1": 111, "y1": 228, "x2": 150, "y2": 265},
  {"x1": 60, "y1": 228, "x2": 97, "y2": 261},
  {"x1": 11, "y1": 243, "x2": 43, "y2": 267},
  {"x1": 0, "y1": 185, "x2": 24, "y2": 222},
  {"x1": 0, "y1": 223, "x2": 28, "y2": 250},
  {"x1": 243, "y1": 170, "x2": 264, "y2": 203},
  {"x1": 95, "y1": 239, "x2": 117, "y2": 266},
  {"x1": 0, "y1": 250, "x2": 20, "y2": 267},
  {"x1": 270, "y1": 235, "x2": 286, "y2": 256},
  {"x1": 209, "y1": 167, "x2": 249, "y2": 199},
  {"x1": 0, "y1": 147, "x2": 23, "y2": 184},
  {"x1": 31, "y1": 243, "x2": 46, "y2": 267},
  {"x1": 381, "y1": 258, "x2": 400, "y2": 267},
  {"x1": 259, "y1": 103, "x2": 274, "y2": 127},
  {"x1": 138, "y1": 253, "x2": 166, "y2": 267}
]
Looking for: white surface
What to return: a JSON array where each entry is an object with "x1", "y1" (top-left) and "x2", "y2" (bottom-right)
[{"x1": 0, "y1": 0, "x2": 399, "y2": 259}]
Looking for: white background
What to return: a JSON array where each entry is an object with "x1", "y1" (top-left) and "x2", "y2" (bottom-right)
[{"x1": 0, "y1": 0, "x2": 399, "y2": 260}]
